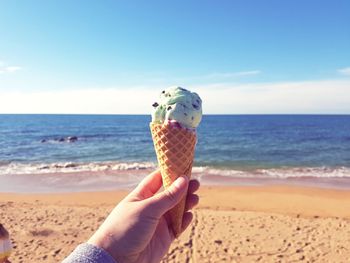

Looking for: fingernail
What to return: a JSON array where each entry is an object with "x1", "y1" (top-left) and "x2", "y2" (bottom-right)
[{"x1": 174, "y1": 176, "x2": 187, "y2": 188}]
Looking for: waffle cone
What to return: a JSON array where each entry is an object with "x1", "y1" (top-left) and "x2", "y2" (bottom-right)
[{"x1": 150, "y1": 122, "x2": 196, "y2": 237}]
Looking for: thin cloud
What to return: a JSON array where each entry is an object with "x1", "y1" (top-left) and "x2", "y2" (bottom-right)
[
  {"x1": 0, "y1": 63, "x2": 22, "y2": 74},
  {"x1": 192, "y1": 79, "x2": 350, "y2": 114},
  {"x1": 0, "y1": 79, "x2": 350, "y2": 114},
  {"x1": 338, "y1": 67, "x2": 350, "y2": 76},
  {"x1": 204, "y1": 70, "x2": 261, "y2": 79},
  {"x1": 136, "y1": 70, "x2": 262, "y2": 86}
]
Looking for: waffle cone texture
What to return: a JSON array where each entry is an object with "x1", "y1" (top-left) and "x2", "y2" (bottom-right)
[{"x1": 150, "y1": 122, "x2": 196, "y2": 237}]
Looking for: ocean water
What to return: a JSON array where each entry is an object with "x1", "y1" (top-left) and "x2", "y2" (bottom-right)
[{"x1": 1, "y1": 114, "x2": 350, "y2": 192}]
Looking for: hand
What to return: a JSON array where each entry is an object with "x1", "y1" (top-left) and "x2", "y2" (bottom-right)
[{"x1": 88, "y1": 170, "x2": 200, "y2": 263}]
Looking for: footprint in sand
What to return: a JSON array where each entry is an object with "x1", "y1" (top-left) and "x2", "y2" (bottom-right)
[{"x1": 28, "y1": 229, "x2": 54, "y2": 237}]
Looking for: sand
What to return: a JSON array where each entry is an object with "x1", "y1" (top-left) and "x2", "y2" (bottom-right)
[{"x1": 1, "y1": 185, "x2": 350, "y2": 263}]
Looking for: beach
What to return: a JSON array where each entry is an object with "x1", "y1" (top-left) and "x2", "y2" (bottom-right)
[{"x1": 1, "y1": 185, "x2": 350, "y2": 263}]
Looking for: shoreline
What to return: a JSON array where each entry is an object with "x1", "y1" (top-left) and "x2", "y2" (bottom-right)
[
  {"x1": 2, "y1": 167, "x2": 350, "y2": 194},
  {"x1": 1, "y1": 185, "x2": 350, "y2": 262}
]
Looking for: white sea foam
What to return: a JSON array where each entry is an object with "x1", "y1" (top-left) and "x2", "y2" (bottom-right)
[
  {"x1": 0, "y1": 161, "x2": 156, "y2": 175},
  {"x1": 1, "y1": 161, "x2": 350, "y2": 179},
  {"x1": 192, "y1": 166, "x2": 350, "y2": 179},
  {"x1": 2, "y1": 162, "x2": 350, "y2": 193}
]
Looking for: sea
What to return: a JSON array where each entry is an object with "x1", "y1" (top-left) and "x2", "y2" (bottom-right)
[{"x1": 1, "y1": 114, "x2": 350, "y2": 193}]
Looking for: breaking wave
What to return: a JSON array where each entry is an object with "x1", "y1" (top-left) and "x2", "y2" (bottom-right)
[
  {"x1": 192, "y1": 166, "x2": 350, "y2": 179},
  {"x1": 1, "y1": 161, "x2": 350, "y2": 179},
  {"x1": 0, "y1": 161, "x2": 156, "y2": 175}
]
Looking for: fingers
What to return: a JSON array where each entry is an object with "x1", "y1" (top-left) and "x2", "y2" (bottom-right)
[
  {"x1": 180, "y1": 180, "x2": 199, "y2": 235},
  {"x1": 129, "y1": 170, "x2": 163, "y2": 200},
  {"x1": 185, "y1": 193, "x2": 199, "y2": 211},
  {"x1": 181, "y1": 212, "x2": 193, "y2": 233},
  {"x1": 188, "y1": 179, "x2": 200, "y2": 194},
  {"x1": 131, "y1": 174, "x2": 199, "y2": 203},
  {"x1": 185, "y1": 179, "x2": 200, "y2": 211},
  {"x1": 145, "y1": 176, "x2": 189, "y2": 217}
]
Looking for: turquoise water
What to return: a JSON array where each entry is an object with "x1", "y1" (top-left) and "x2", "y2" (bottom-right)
[{"x1": 1, "y1": 114, "x2": 350, "y2": 192}]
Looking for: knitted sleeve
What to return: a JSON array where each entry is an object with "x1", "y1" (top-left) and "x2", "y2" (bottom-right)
[{"x1": 62, "y1": 243, "x2": 116, "y2": 263}]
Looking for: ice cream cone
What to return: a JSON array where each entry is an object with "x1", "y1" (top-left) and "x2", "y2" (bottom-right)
[{"x1": 150, "y1": 122, "x2": 196, "y2": 237}]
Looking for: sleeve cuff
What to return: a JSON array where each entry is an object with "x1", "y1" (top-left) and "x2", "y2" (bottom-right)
[{"x1": 62, "y1": 243, "x2": 116, "y2": 263}]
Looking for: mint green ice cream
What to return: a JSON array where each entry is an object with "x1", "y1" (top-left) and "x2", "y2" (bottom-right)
[{"x1": 151, "y1": 86, "x2": 202, "y2": 129}]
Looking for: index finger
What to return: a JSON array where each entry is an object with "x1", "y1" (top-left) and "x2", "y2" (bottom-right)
[{"x1": 129, "y1": 170, "x2": 163, "y2": 200}]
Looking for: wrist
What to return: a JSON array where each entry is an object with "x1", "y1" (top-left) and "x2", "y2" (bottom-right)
[{"x1": 88, "y1": 231, "x2": 121, "y2": 262}]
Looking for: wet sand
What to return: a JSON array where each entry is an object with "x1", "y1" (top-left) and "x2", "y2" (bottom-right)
[{"x1": 1, "y1": 185, "x2": 350, "y2": 262}]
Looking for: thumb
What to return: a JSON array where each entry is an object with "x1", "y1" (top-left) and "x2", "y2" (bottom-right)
[{"x1": 146, "y1": 176, "x2": 189, "y2": 216}]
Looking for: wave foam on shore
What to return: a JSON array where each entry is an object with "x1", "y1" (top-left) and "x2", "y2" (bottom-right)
[{"x1": 1, "y1": 161, "x2": 350, "y2": 180}]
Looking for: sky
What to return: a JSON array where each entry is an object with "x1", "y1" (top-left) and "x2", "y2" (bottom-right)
[{"x1": 0, "y1": 0, "x2": 349, "y2": 114}]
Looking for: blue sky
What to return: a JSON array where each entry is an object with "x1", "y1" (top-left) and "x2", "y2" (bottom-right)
[{"x1": 0, "y1": 0, "x2": 349, "y2": 113}]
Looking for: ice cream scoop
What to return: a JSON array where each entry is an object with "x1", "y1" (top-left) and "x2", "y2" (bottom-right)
[{"x1": 151, "y1": 86, "x2": 202, "y2": 129}]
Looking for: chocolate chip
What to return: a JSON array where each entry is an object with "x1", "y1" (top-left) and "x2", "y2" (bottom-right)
[
  {"x1": 191, "y1": 116, "x2": 194, "y2": 120},
  {"x1": 184, "y1": 113, "x2": 188, "y2": 116},
  {"x1": 192, "y1": 104, "x2": 199, "y2": 109},
  {"x1": 162, "y1": 90, "x2": 165, "y2": 94},
  {"x1": 167, "y1": 106, "x2": 172, "y2": 110},
  {"x1": 152, "y1": 102, "x2": 159, "y2": 107}
]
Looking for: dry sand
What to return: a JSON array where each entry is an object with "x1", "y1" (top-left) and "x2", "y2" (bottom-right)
[{"x1": 1, "y1": 185, "x2": 350, "y2": 263}]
